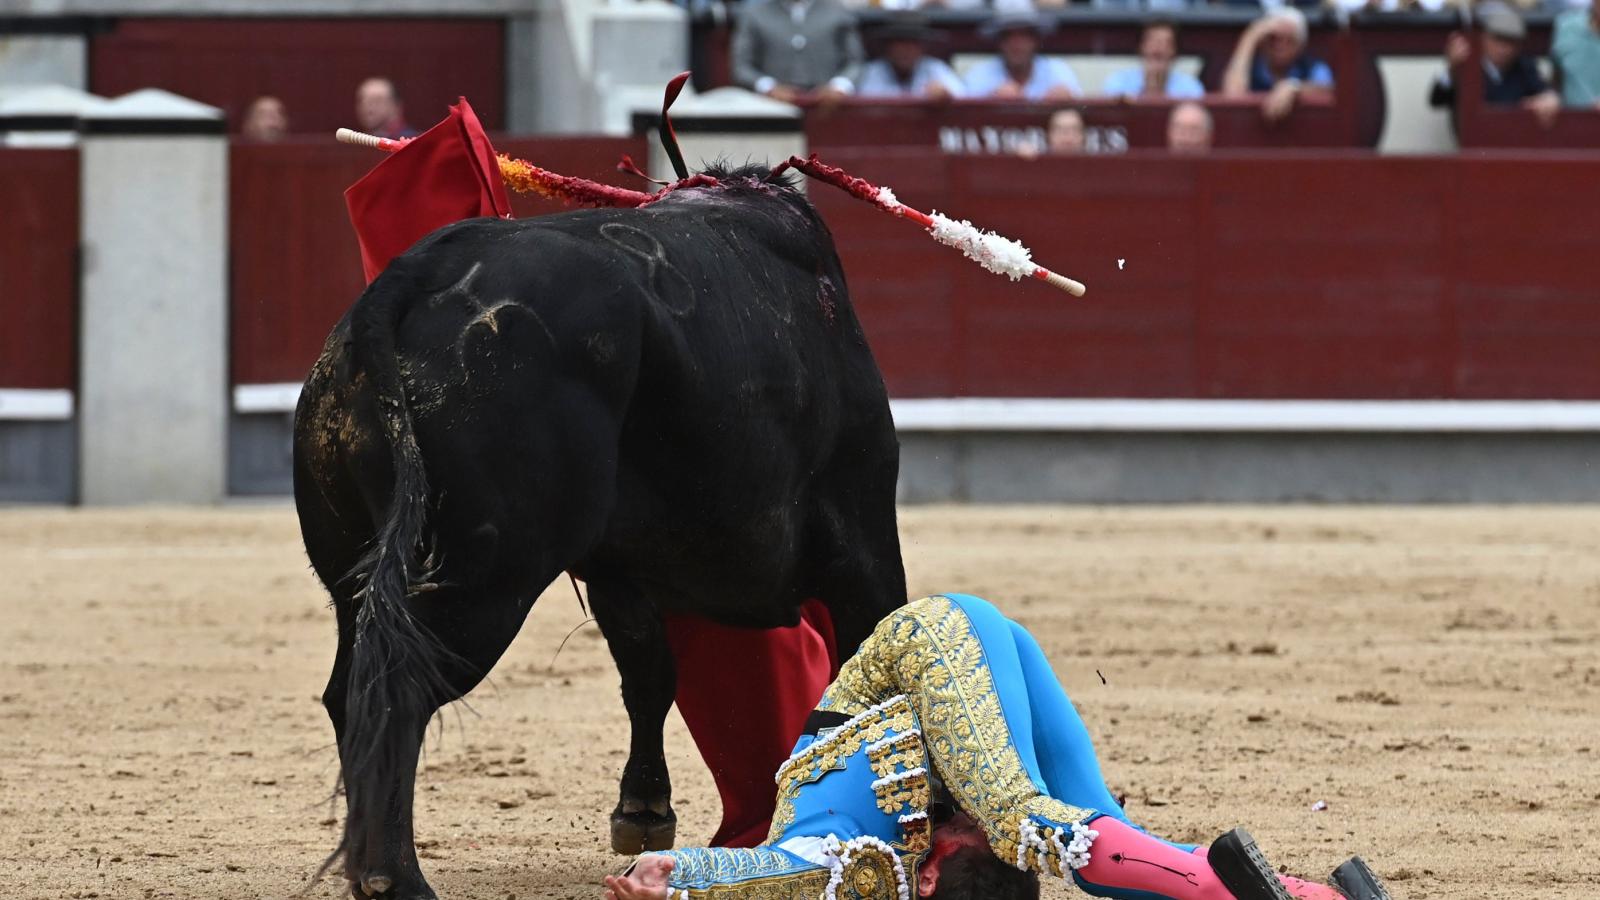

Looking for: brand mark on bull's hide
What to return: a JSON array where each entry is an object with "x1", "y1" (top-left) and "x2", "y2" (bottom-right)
[{"x1": 599, "y1": 223, "x2": 696, "y2": 317}]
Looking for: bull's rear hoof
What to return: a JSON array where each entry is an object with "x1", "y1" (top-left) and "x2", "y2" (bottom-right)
[
  {"x1": 349, "y1": 871, "x2": 437, "y2": 900},
  {"x1": 610, "y1": 810, "x2": 677, "y2": 855}
]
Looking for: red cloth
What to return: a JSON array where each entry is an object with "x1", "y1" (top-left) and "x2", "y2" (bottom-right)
[
  {"x1": 664, "y1": 601, "x2": 838, "y2": 848},
  {"x1": 344, "y1": 98, "x2": 511, "y2": 283}
]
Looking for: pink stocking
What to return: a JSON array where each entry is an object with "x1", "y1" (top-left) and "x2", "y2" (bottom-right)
[{"x1": 1075, "y1": 816, "x2": 1236, "y2": 900}]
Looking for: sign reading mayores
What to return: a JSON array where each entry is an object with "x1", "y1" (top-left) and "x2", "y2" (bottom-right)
[{"x1": 938, "y1": 125, "x2": 1129, "y2": 155}]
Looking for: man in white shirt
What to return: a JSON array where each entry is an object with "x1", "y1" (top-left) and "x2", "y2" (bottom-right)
[
  {"x1": 858, "y1": 14, "x2": 966, "y2": 100},
  {"x1": 964, "y1": 11, "x2": 1083, "y2": 101},
  {"x1": 1102, "y1": 20, "x2": 1205, "y2": 99}
]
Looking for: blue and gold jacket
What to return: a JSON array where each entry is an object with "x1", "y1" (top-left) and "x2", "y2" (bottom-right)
[{"x1": 656, "y1": 595, "x2": 1101, "y2": 899}]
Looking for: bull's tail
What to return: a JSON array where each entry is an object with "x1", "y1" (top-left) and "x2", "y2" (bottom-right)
[{"x1": 330, "y1": 271, "x2": 462, "y2": 872}]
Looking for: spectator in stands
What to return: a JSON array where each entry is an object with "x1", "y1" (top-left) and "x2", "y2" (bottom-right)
[
  {"x1": 965, "y1": 11, "x2": 1083, "y2": 100},
  {"x1": 846, "y1": 0, "x2": 989, "y2": 9},
  {"x1": 1047, "y1": 107, "x2": 1087, "y2": 152},
  {"x1": 1552, "y1": 1, "x2": 1600, "y2": 108},
  {"x1": 1103, "y1": 20, "x2": 1205, "y2": 99},
  {"x1": 858, "y1": 13, "x2": 965, "y2": 99},
  {"x1": 240, "y1": 95, "x2": 288, "y2": 142},
  {"x1": 1221, "y1": 8, "x2": 1334, "y2": 123},
  {"x1": 1166, "y1": 100, "x2": 1213, "y2": 153},
  {"x1": 1323, "y1": 0, "x2": 1449, "y2": 13},
  {"x1": 356, "y1": 77, "x2": 417, "y2": 140},
  {"x1": 1015, "y1": 107, "x2": 1085, "y2": 158},
  {"x1": 732, "y1": 0, "x2": 864, "y2": 103},
  {"x1": 1429, "y1": 3, "x2": 1560, "y2": 126}
]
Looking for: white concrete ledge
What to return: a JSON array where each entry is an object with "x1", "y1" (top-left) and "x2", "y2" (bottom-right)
[
  {"x1": 890, "y1": 398, "x2": 1600, "y2": 432},
  {"x1": 233, "y1": 384, "x2": 1600, "y2": 433},
  {"x1": 0, "y1": 388, "x2": 74, "y2": 421},
  {"x1": 234, "y1": 382, "x2": 303, "y2": 415}
]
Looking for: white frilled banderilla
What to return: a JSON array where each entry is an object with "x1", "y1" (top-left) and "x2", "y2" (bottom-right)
[
  {"x1": 335, "y1": 126, "x2": 1087, "y2": 298},
  {"x1": 766, "y1": 154, "x2": 1087, "y2": 298}
]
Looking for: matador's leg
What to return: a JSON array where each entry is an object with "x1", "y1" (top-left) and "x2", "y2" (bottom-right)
[
  {"x1": 819, "y1": 594, "x2": 1336, "y2": 900},
  {"x1": 1004, "y1": 617, "x2": 1195, "y2": 848}
]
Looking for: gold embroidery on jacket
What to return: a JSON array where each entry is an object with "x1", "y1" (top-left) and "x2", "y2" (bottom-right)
[
  {"x1": 814, "y1": 596, "x2": 1096, "y2": 874},
  {"x1": 765, "y1": 696, "x2": 917, "y2": 843},
  {"x1": 872, "y1": 770, "x2": 931, "y2": 814},
  {"x1": 866, "y1": 732, "x2": 925, "y2": 780},
  {"x1": 676, "y1": 867, "x2": 831, "y2": 899}
]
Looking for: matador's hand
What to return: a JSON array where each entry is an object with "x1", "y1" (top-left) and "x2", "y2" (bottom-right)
[{"x1": 604, "y1": 854, "x2": 675, "y2": 900}]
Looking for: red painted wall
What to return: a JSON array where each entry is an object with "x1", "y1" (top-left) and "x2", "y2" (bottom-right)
[
  {"x1": 229, "y1": 136, "x2": 649, "y2": 385},
  {"x1": 227, "y1": 146, "x2": 1600, "y2": 399},
  {"x1": 0, "y1": 149, "x2": 77, "y2": 390},
  {"x1": 13, "y1": 144, "x2": 1595, "y2": 400},
  {"x1": 90, "y1": 18, "x2": 506, "y2": 136},
  {"x1": 810, "y1": 150, "x2": 1600, "y2": 399}
]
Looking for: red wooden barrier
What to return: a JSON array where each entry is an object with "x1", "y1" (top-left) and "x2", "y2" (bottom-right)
[
  {"x1": 0, "y1": 149, "x2": 77, "y2": 390},
  {"x1": 229, "y1": 146, "x2": 1600, "y2": 399},
  {"x1": 229, "y1": 135, "x2": 649, "y2": 385},
  {"x1": 91, "y1": 18, "x2": 506, "y2": 136},
  {"x1": 807, "y1": 150, "x2": 1600, "y2": 399}
]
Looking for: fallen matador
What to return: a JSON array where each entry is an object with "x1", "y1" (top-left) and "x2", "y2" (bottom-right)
[{"x1": 604, "y1": 595, "x2": 1393, "y2": 900}]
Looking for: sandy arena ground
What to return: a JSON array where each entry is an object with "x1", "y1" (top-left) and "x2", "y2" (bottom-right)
[{"x1": 3, "y1": 504, "x2": 1597, "y2": 900}]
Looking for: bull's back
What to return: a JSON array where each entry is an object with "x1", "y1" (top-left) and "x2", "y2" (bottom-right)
[{"x1": 303, "y1": 190, "x2": 895, "y2": 606}]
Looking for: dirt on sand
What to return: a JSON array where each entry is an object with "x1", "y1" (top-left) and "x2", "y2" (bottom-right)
[{"x1": 2, "y1": 504, "x2": 1596, "y2": 900}]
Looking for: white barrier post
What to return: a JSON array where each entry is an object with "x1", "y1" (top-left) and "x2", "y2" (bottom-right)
[{"x1": 78, "y1": 89, "x2": 228, "y2": 505}]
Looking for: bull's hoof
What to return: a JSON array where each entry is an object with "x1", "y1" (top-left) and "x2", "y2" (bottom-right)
[
  {"x1": 349, "y1": 870, "x2": 437, "y2": 900},
  {"x1": 610, "y1": 809, "x2": 677, "y2": 855}
]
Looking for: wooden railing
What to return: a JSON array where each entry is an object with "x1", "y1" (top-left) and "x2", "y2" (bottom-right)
[{"x1": 0, "y1": 148, "x2": 77, "y2": 391}]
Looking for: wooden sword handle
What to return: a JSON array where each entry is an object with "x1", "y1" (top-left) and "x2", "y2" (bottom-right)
[
  {"x1": 1035, "y1": 268, "x2": 1087, "y2": 297},
  {"x1": 335, "y1": 127, "x2": 410, "y2": 153}
]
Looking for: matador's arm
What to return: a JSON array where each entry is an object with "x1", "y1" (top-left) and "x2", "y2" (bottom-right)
[{"x1": 641, "y1": 843, "x2": 906, "y2": 899}]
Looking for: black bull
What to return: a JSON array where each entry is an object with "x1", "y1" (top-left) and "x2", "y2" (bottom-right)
[{"x1": 293, "y1": 168, "x2": 907, "y2": 898}]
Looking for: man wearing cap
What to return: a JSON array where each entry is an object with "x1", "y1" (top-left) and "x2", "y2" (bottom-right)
[
  {"x1": 1429, "y1": 2, "x2": 1560, "y2": 127},
  {"x1": 1552, "y1": 0, "x2": 1600, "y2": 109},
  {"x1": 859, "y1": 14, "x2": 966, "y2": 100},
  {"x1": 733, "y1": 0, "x2": 865, "y2": 104},
  {"x1": 964, "y1": 11, "x2": 1083, "y2": 101},
  {"x1": 1221, "y1": 8, "x2": 1333, "y2": 123}
]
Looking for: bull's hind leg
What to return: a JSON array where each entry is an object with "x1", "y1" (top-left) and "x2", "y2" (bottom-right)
[
  {"x1": 335, "y1": 581, "x2": 536, "y2": 900},
  {"x1": 587, "y1": 575, "x2": 679, "y2": 854}
]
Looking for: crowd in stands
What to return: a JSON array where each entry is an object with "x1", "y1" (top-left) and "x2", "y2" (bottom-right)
[
  {"x1": 228, "y1": 0, "x2": 1600, "y2": 150},
  {"x1": 240, "y1": 76, "x2": 417, "y2": 143},
  {"x1": 730, "y1": 0, "x2": 1600, "y2": 148}
]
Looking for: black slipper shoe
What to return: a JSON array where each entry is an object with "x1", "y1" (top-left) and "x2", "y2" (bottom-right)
[
  {"x1": 1207, "y1": 828, "x2": 1295, "y2": 900},
  {"x1": 1331, "y1": 857, "x2": 1392, "y2": 900}
]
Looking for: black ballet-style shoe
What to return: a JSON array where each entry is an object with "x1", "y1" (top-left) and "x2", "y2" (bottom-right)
[
  {"x1": 1331, "y1": 857, "x2": 1393, "y2": 900},
  {"x1": 1207, "y1": 828, "x2": 1296, "y2": 900}
]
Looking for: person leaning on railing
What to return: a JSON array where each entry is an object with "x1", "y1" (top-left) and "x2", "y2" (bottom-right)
[
  {"x1": 733, "y1": 0, "x2": 864, "y2": 104},
  {"x1": 1428, "y1": 1, "x2": 1560, "y2": 127},
  {"x1": 858, "y1": 13, "x2": 966, "y2": 100},
  {"x1": 1221, "y1": 7, "x2": 1334, "y2": 123},
  {"x1": 1103, "y1": 18, "x2": 1204, "y2": 100},
  {"x1": 963, "y1": 10, "x2": 1084, "y2": 101}
]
